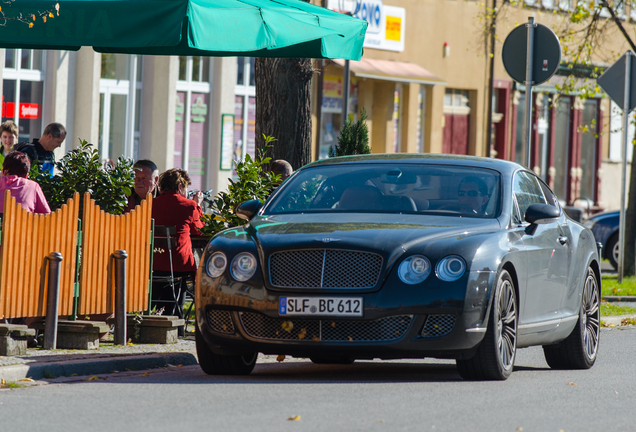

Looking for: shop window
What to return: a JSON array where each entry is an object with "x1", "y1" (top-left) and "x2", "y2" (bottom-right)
[
  {"x1": 234, "y1": 57, "x2": 256, "y2": 172},
  {"x1": 579, "y1": 100, "x2": 598, "y2": 202},
  {"x1": 2, "y1": 49, "x2": 45, "y2": 142},
  {"x1": 99, "y1": 55, "x2": 142, "y2": 164},
  {"x1": 416, "y1": 87, "x2": 426, "y2": 153},
  {"x1": 175, "y1": 56, "x2": 212, "y2": 190}
]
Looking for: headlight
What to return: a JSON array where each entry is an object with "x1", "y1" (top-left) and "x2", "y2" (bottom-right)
[
  {"x1": 230, "y1": 252, "x2": 258, "y2": 281},
  {"x1": 436, "y1": 255, "x2": 466, "y2": 282},
  {"x1": 206, "y1": 252, "x2": 227, "y2": 278},
  {"x1": 398, "y1": 255, "x2": 431, "y2": 285}
]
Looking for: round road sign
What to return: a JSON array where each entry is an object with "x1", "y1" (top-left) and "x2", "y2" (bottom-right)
[{"x1": 502, "y1": 22, "x2": 561, "y2": 85}]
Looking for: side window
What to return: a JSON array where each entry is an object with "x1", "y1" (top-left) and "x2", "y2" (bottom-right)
[
  {"x1": 511, "y1": 194, "x2": 522, "y2": 224},
  {"x1": 513, "y1": 171, "x2": 547, "y2": 218},
  {"x1": 538, "y1": 178, "x2": 561, "y2": 211}
]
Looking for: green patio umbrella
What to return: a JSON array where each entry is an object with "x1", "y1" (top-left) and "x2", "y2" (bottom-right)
[{"x1": 0, "y1": 0, "x2": 366, "y2": 60}]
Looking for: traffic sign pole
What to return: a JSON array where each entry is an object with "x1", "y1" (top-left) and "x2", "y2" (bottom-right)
[
  {"x1": 524, "y1": 17, "x2": 535, "y2": 169},
  {"x1": 618, "y1": 53, "x2": 632, "y2": 283}
]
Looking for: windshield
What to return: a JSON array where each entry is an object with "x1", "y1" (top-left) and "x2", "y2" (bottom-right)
[{"x1": 265, "y1": 163, "x2": 501, "y2": 218}]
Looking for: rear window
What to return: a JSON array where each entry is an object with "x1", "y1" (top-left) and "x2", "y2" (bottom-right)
[{"x1": 265, "y1": 163, "x2": 501, "y2": 218}]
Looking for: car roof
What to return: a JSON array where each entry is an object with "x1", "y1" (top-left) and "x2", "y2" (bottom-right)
[{"x1": 303, "y1": 153, "x2": 524, "y2": 176}]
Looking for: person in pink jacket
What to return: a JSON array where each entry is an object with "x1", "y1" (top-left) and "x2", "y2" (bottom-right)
[{"x1": 0, "y1": 151, "x2": 50, "y2": 214}]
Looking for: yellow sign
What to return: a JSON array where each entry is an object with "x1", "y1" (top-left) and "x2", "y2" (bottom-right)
[{"x1": 385, "y1": 16, "x2": 401, "y2": 41}]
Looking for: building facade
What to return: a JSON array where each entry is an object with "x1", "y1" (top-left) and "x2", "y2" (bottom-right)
[{"x1": 0, "y1": 0, "x2": 632, "y2": 211}]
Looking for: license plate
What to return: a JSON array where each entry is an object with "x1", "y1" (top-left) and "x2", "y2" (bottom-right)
[{"x1": 279, "y1": 297, "x2": 363, "y2": 317}]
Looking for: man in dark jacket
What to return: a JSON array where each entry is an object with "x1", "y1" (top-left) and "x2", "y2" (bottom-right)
[{"x1": 15, "y1": 123, "x2": 66, "y2": 176}]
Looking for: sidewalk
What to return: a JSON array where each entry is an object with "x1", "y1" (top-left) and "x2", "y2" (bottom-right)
[{"x1": 0, "y1": 337, "x2": 198, "y2": 382}]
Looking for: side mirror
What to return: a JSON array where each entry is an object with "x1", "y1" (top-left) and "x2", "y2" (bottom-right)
[
  {"x1": 235, "y1": 199, "x2": 263, "y2": 221},
  {"x1": 524, "y1": 203, "x2": 559, "y2": 235}
]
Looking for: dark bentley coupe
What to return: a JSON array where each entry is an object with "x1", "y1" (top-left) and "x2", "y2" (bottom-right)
[{"x1": 194, "y1": 154, "x2": 601, "y2": 380}]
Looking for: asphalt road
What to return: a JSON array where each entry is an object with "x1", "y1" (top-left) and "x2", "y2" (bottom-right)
[{"x1": 1, "y1": 327, "x2": 635, "y2": 432}]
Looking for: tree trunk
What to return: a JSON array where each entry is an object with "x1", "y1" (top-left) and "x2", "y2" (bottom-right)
[
  {"x1": 623, "y1": 128, "x2": 636, "y2": 276},
  {"x1": 254, "y1": 57, "x2": 314, "y2": 171}
]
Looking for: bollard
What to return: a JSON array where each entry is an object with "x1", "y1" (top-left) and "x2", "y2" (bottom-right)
[
  {"x1": 44, "y1": 252, "x2": 63, "y2": 350},
  {"x1": 113, "y1": 250, "x2": 128, "y2": 345}
]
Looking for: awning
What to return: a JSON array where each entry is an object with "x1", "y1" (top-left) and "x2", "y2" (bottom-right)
[
  {"x1": 0, "y1": 0, "x2": 367, "y2": 60},
  {"x1": 332, "y1": 58, "x2": 446, "y2": 85}
]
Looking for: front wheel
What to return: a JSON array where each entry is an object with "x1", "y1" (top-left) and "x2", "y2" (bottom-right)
[
  {"x1": 456, "y1": 269, "x2": 517, "y2": 380},
  {"x1": 605, "y1": 234, "x2": 619, "y2": 271},
  {"x1": 543, "y1": 267, "x2": 600, "y2": 370},
  {"x1": 195, "y1": 325, "x2": 257, "y2": 375}
]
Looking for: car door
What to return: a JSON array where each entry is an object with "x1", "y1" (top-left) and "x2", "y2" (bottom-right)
[{"x1": 513, "y1": 171, "x2": 571, "y2": 333}]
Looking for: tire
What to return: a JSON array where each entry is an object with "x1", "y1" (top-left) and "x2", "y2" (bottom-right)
[
  {"x1": 310, "y1": 356, "x2": 355, "y2": 365},
  {"x1": 605, "y1": 234, "x2": 619, "y2": 271},
  {"x1": 195, "y1": 325, "x2": 257, "y2": 375},
  {"x1": 543, "y1": 267, "x2": 600, "y2": 370},
  {"x1": 456, "y1": 269, "x2": 517, "y2": 380}
]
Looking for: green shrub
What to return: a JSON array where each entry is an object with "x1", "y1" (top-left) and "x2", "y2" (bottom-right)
[
  {"x1": 201, "y1": 135, "x2": 280, "y2": 235},
  {"x1": 32, "y1": 139, "x2": 134, "y2": 216},
  {"x1": 328, "y1": 108, "x2": 370, "y2": 157}
]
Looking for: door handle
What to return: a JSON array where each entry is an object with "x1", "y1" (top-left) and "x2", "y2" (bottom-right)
[{"x1": 558, "y1": 236, "x2": 568, "y2": 245}]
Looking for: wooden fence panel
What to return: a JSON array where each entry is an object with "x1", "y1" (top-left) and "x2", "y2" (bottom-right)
[
  {"x1": 79, "y1": 193, "x2": 152, "y2": 315},
  {"x1": 0, "y1": 191, "x2": 79, "y2": 319}
]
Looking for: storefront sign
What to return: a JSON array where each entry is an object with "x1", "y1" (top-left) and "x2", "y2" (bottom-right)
[
  {"x1": 191, "y1": 96, "x2": 208, "y2": 122},
  {"x1": 327, "y1": 0, "x2": 405, "y2": 52},
  {"x1": 322, "y1": 75, "x2": 343, "y2": 113},
  {"x1": 19, "y1": 103, "x2": 39, "y2": 119},
  {"x1": 1, "y1": 101, "x2": 15, "y2": 118}
]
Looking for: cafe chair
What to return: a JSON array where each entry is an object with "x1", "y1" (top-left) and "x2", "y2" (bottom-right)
[{"x1": 151, "y1": 225, "x2": 185, "y2": 318}]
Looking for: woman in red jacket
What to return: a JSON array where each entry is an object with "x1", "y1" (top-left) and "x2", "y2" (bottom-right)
[{"x1": 151, "y1": 168, "x2": 204, "y2": 317}]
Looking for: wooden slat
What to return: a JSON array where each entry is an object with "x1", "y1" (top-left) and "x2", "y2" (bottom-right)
[
  {"x1": 0, "y1": 191, "x2": 79, "y2": 319},
  {"x1": 78, "y1": 193, "x2": 152, "y2": 315}
]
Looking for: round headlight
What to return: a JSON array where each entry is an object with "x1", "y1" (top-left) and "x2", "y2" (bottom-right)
[
  {"x1": 230, "y1": 252, "x2": 258, "y2": 281},
  {"x1": 436, "y1": 255, "x2": 466, "y2": 282},
  {"x1": 398, "y1": 255, "x2": 431, "y2": 285},
  {"x1": 206, "y1": 252, "x2": 227, "y2": 278}
]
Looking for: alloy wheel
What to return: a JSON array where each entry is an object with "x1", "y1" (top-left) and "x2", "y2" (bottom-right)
[
  {"x1": 496, "y1": 278, "x2": 517, "y2": 371},
  {"x1": 582, "y1": 269, "x2": 600, "y2": 360}
]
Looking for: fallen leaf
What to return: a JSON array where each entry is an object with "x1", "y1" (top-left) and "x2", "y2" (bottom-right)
[
  {"x1": 69, "y1": 373, "x2": 78, "y2": 377},
  {"x1": 516, "y1": 428, "x2": 523, "y2": 431},
  {"x1": 19, "y1": 378, "x2": 34, "y2": 382},
  {"x1": 276, "y1": 355, "x2": 286, "y2": 362},
  {"x1": 86, "y1": 376, "x2": 99, "y2": 381},
  {"x1": 331, "y1": 322, "x2": 336, "y2": 328},
  {"x1": 568, "y1": 382, "x2": 577, "y2": 386},
  {"x1": 282, "y1": 321, "x2": 294, "y2": 332},
  {"x1": 177, "y1": 364, "x2": 183, "y2": 367},
  {"x1": 287, "y1": 415, "x2": 301, "y2": 421},
  {"x1": 1, "y1": 379, "x2": 4, "y2": 385},
  {"x1": 28, "y1": 22, "x2": 34, "y2": 28},
  {"x1": 348, "y1": 336, "x2": 353, "y2": 342},
  {"x1": 139, "y1": 372, "x2": 150, "y2": 377}
]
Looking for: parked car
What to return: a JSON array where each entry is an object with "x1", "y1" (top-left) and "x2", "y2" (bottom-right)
[
  {"x1": 583, "y1": 211, "x2": 619, "y2": 270},
  {"x1": 195, "y1": 154, "x2": 601, "y2": 381}
]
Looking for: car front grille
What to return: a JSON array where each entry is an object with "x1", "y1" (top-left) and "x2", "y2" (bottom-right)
[
  {"x1": 239, "y1": 312, "x2": 413, "y2": 342},
  {"x1": 207, "y1": 310, "x2": 235, "y2": 334},
  {"x1": 421, "y1": 314, "x2": 456, "y2": 338},
  {"x1": 269, "y1": 249, "x2": 383, "y2": 288}
]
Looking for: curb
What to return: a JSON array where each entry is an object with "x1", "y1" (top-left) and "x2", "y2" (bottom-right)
[
  {"x1": 601, "y1": 314, "x2": 636, "y2": 327},
  {"x1": 604, "y1": 296, "x2": 636, "y2": 302},
  {"x1": 0, "y1": 351, "x2": 198, "y2": 382}
]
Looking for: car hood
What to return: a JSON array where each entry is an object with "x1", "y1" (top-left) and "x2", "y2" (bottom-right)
[{"x1": 235, "y1": 213, "x2": 502, "y2": 258}]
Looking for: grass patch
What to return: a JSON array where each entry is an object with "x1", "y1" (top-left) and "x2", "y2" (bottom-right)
[
  {"x1": 1, "y1": 381, "x2": 24, "y2": 389},
  {"x1": 601, "y1": 302, "x2": 636, "y2": 316},
  {"x1": 601, "y1": 275, "x2": 636, "y2": 297}
]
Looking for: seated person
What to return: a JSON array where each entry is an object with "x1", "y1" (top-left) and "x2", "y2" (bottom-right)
[
  {"x1": 124, "y1": 159, "x2": 159, "y2": 213},
  {"x1": 338, "y1": 185, "x2": 383, "y2": 211},
  {"x1": 151, "y1": 168, "x2": 204, "y2": 317},
  {"x1": 457, "y1": 176, "x2": 490, "y2": 215},
  {"x1": 0, "y1": 151, "x2": 50, "y2": 214}
]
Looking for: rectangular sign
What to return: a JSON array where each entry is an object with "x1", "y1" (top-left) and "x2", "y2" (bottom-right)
[
  {"x1": 19, "y1": 103, "x2": 39, "y2": 119},
  {"x1": 279, "y1": 297, "x2": 363, "y2": 317},
  {"x1": 220, "y1": 114, "x2": 235, "y2": 171},
  {"x1": 327, "y1": 0, "x2": 405, "y2": 52}
]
